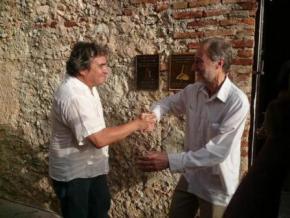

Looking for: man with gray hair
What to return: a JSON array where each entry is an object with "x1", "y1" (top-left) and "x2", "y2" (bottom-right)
[{"x1": 137, "y1": 38, "x2": 249, "y2": 218}]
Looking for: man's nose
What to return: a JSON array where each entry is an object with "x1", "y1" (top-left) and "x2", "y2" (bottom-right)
[{"x1": 104, "y1": 66, "x2": 111, "y2": 75}]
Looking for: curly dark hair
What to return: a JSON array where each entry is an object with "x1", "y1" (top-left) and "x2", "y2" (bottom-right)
[{"x1": 66, "y1": 42, "x2": 109, "y2": 77}]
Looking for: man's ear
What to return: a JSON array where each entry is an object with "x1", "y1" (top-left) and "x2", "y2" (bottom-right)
[
  {"x1": 217, "y1": 58, "x2": 224, "y2": 69},
  {"x1": 79, "y1": 69, "x2": 88, "y2": 76}
]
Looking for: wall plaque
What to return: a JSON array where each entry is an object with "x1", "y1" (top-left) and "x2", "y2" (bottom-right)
[
  {"x1": 169, "y1": 54, "x2": 195, "y2": 90},
  {"x1": 136, "y1": 55, "x2": 159, "y2": 90}
]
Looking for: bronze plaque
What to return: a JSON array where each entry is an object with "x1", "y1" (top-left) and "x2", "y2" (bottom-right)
[
  {"x1": 136, "y1": 55, "x2": 159, "y2": 90},
  {"x1": 169, "y1": 54, "x2": 195, "y2": 90}
]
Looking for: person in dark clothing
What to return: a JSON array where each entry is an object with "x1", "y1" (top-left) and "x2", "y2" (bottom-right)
[{"x1": 223, "y1": 61, "x2": 290, "y2": 218}]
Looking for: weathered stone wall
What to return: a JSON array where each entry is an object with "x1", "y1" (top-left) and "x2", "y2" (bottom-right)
[{"x1": 0, "y1": 0, "x2": 256, "y2": 217}]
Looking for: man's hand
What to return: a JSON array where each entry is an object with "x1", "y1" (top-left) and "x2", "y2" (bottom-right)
[
  {"x1": 136, "y1": 151, "x2": 169, "y2": 172},
  {"x1": 138, "y1": 112, "x2": 156, "y2": 132}
]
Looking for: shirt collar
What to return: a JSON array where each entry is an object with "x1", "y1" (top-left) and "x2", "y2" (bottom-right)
[
  {"x1": 66, "y1": 74, "x2": 94, "y2": 96},
  {"x1": 199, "y1": 76, "x2": 232, "y2": 103},
  {"x1": 215, "y1": 76, "x2": 232, "y2": 103}
]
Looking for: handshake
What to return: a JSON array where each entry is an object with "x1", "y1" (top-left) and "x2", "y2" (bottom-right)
[
  {"x1": 135, "y1": 112, "x2": 157, "y2": 132},
  {"x1": 133, "y1": 112, "x2": 170, "y2": 172}
]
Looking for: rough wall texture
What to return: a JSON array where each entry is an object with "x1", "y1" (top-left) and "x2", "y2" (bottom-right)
[{"x1": 0, "y1": 0, "x2": 257, "y2": 217}]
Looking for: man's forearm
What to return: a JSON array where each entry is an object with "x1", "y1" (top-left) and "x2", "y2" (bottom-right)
[
  {"x1": 87, "y1": 113, "x2": 156, "y2": 148},
  {"x1": 88, "y1": 120, "x2": 140, "y2": 148}
]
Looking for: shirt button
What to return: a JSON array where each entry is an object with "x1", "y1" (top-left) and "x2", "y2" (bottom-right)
[{"x1": 87, "y1": 160, "x2": 93, "y2": 165}]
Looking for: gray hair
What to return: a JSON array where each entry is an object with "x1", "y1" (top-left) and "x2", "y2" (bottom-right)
[{"x1": 201, "y1": 37, "x2": 233, "y2": 72}]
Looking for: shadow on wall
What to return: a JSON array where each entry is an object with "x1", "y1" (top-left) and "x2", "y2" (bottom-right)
[{"x1": 0, "y1": 124, "x2": 59, "y2": 213}]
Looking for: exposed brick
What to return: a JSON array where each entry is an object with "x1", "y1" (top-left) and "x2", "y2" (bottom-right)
[
  {"x1": 155, "y1": 3, "x2": 169, "y2": 12},
  {"x1": 202, "y1": 9, "x2": 230, "y2": 17},
  {"x1": 241, "y1": 149, "x2": 248, "y2": 157},
  {"x1": 222, "y1": 0, "x2": 256, "y2": 3},
  {"x1": 233, "y1": 58, "x2": 253, "y2": 65},
  {"x1": 187, "y1": 19, "x2": 219, "y2": 29},
  {"x1": 236, "y1": 74, "x2": 252, "y2": 94},
  {"x1": 173, "y1": 31, "x2": 204, "y2": 39},
  {"x1": 175, "y1": 28, "x2": 235, "y2": 39},
  {"x1": 219, "y1": 18, "x2": 255, "y2": 26},
  {"x1": 249, "y1": 9, "x2": 257, "y2": 16},
  {"x1": 232, "y1": 39, "x2": 254, "y2": 48},
  {"x1": 219, "y1": 19, "x2": 239, "y2": 26},
  {"x1": 237, "y1": 49, "x2": 253, "y2": 58},
  {"x1": 172, "y1": 2, "x2": 188, "y2": 9},
  {"x1": 231, "y1": 64, "x2": 252, "y2": 74},
  {"x1": 243, "y1": 17, "x2": 255, "y2": 25},
  {"x1": 204, "y1": 29, "x2": 236, "y2": 37},
  {"x1": 230, "y1": 10, "x2": 250, "y2": 18},
  {"x1": 238, "y1": 2, "x2": 257, "y2": 10},
  {"x1": 236, "y1": 29, "x2": 255, "y2": 36},
  {"x1": 173, "y1": 11, "x2": 203, "y2": 20},
  {"x1": 188, "y1": 42, "x2": 199, "y2": 49},
  {"x1": 232, "y1": 67, "x2": 253, "y2": 76},
  {"x1": 188, "y1": 0, "x2": 220, "y2": 8},
  {"x1": 131, "y1": 0, "x2": 157, "y2": 4},
  {"x1": 64, "y1": 21, "x2": 78, "y2": 28},
  {"x1": 238, "y1": 74, "x2": 252, "y2": 82}
]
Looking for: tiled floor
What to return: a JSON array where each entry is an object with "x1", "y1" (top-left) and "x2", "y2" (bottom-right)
[{"x1": 0, "y1": 199, "x2": 60, "y2": 218}]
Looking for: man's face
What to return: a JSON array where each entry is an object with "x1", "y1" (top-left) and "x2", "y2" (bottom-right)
[
  {"x1": 85, "y1": 56, "x2": 109, "y2": 86},
  {"x1": 194, "y1": 45, "x2": 219, "y2": 84}
]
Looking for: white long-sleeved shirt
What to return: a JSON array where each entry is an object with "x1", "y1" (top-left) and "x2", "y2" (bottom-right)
[{"x1": 151, "y1": 77, "x2": 249, "y2": 206}]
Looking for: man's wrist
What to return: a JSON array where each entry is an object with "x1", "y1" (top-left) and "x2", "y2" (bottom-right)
[{"x1": 167, "y1": 152, "x2": 185, "y2": 173}]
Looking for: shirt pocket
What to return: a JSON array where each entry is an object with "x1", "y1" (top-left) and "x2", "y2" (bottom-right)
[{"x1": 207, "y1": 122, "x2": 221, "y2": 139}]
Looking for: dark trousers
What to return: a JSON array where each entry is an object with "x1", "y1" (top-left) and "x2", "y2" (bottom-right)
[{"x1": 52, "y1": 175, "x2": 111, "y2": 218}]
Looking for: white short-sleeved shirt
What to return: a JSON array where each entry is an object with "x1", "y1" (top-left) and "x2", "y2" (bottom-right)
[
  {"x1": 49, "y1": 76, "x2": 109, "y2": 182},
  {"x1": 152, "y1": 77, "x2": 250, "y2": 206}
]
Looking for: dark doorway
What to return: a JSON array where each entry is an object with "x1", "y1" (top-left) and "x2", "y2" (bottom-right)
[
  {"x1": 262, "y1": 0, "x2": 290, "y2": 110},
  {"x1": 252, "y1": 0, "x2": 290, "y2": 161}
]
